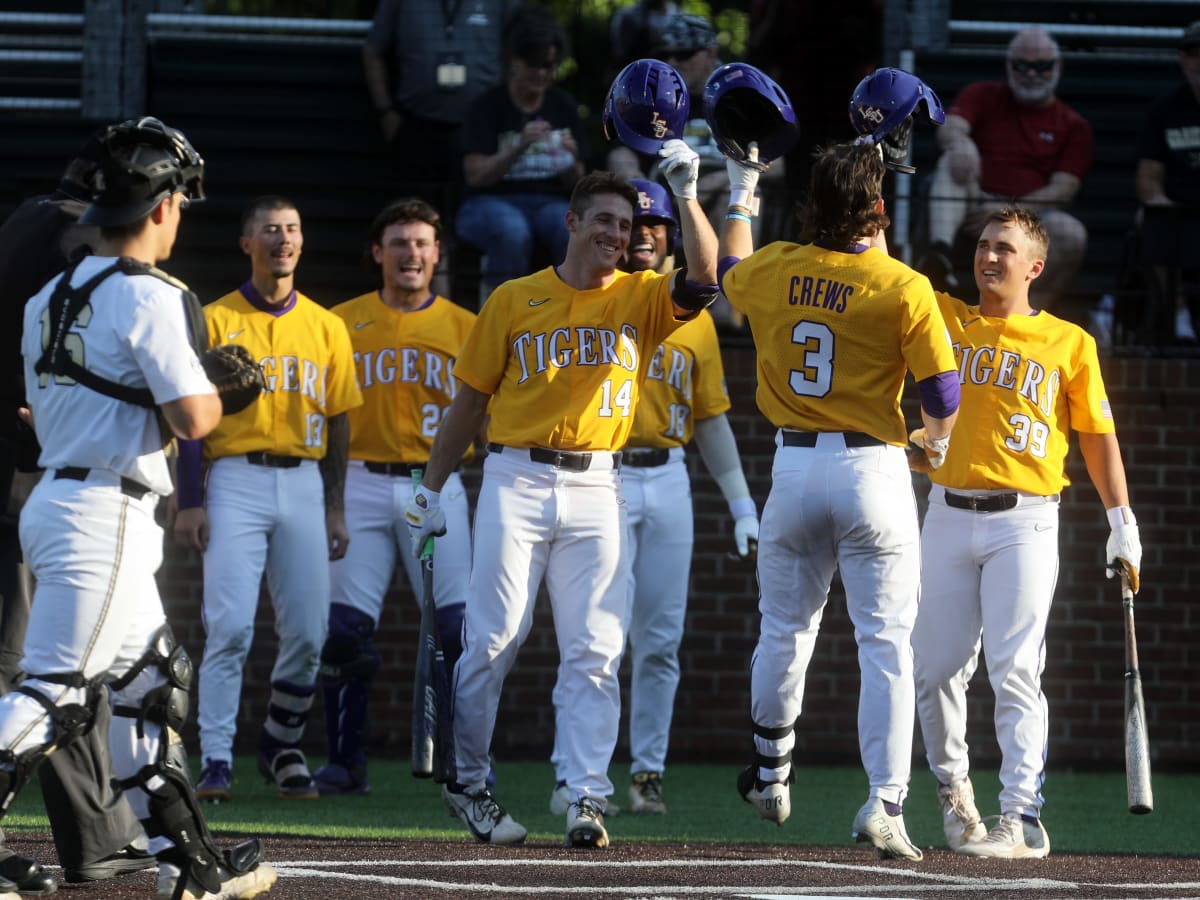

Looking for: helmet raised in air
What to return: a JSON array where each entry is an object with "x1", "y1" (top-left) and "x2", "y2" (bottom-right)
[
  {"x1": 603, "y1": 59, "x2": 690, "y2": 155},
  {"x1": 80, "y1": 116, "x2": 205, "y2": 226},
  {"x1": 848, "y1": 67, "x2": 944, "y2": 173},
  {"x1": 703, "y1": 63, "x2": 798, "y2": 168},
  {"x1": 629, "y1": 177, "x2": 679, "y2": 254}
]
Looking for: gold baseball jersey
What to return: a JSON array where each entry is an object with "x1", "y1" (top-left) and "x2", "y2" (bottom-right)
[
  {"x1": 202, "y1": 287, "x2": 363, "y2": 459},
  {"x1": 331, "y1": 292, "x2": 476, "y2": 463},
  {"x1": 722, "y1": 243, "x2": 956, "y2": 445},
  {"x1": 625, "y1": 308, "x2": 730, "y2": 449},
  {"x1": 454, "y1": 266, "x2": 684, "y2": 451},
  {"x1": 931, "y1": 291, "x2": 1115, "y2": 495}
]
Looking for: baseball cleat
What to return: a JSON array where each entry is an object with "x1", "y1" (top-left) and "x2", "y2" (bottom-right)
[
  {"x1": 736, "y1": 764, "x2": 791, "y2": 825},
  {"x1": 64, "y1": 841, "x2": 157, "y2": 882},
  {"x1": 937, "y1": 778, "x2": 987, "y2": 851},
  {"x1": 628, "y1": 771, "x2": 667, "y2": 814},
  {"x1": 852, "y1": 797, "x2": 923, "y2": 861},
  {"x1": 958, "y1": 813, "x2": 1050, "y2": 859},
  {"x1": 313, "y1": 762, "x2": 371, "y2": 796},
  {"x1": 551, "y1": 781, "x2": 621, "y2": 818},
  {"x1": 156, "y1": 861, "x2": 278, "y2": 900},
  {"x1": 257, "y1": 748, "x2": 319, "y2": 800},
  {"x1": 196, "y1": 758, "x2": 233, "y2": 804},
  {"x1": 0, "y1": 854, "x2": 55, "y2": 895},
  {"x1": 442, "y1": 783, "x2": 527, "y2": 845},
  {"x1": 564, "y1": 797, "x2": 609, "y2": 849}
]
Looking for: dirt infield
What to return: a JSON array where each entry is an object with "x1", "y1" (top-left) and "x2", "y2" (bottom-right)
[{"x1": 19, "y1": 832, "x2": 1198, "y2": 898}]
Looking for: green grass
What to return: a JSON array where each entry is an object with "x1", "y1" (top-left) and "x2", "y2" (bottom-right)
[{"x1": 4, "y1": 759, "x2": 1194, "y2": 855}]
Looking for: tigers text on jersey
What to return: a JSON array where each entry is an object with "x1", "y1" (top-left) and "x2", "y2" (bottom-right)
[
  {"x1": 331, "y1": 292, "x2": 476, "y2": 463},
  {"x1": 625, "y1": 308, "x2": 730, "y2": 449},
  {"x1": 454, "y1": 266, "x2": 684, "y2": 451},
  {"x1": 201, "y1": 287, "x2": 362, "y2": 459},
  {"x1": 722, "y1": 243, "x2": 956, "y2": 445},
  {"x1": 22, "y1": 257, "x2": 214, "y2": 495},
  {"x1": 931, "y1": 291, "x2": 1114, "y2": 495}
]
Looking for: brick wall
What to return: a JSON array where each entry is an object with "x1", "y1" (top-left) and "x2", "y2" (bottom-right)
[{"x1": 161, "y1": 350, "x2": 1197, "y2": 772}]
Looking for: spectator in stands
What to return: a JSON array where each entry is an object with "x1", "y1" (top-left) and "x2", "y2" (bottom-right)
[
  {"x1": 610, "y1": 0, "x2": 679, "y2": 69},
  {"x1": 362, "y1": 0, "x2": 514, "y2": 203},
  {"x1": 454, "y1": 6, "x2": 585, "y2": 302},
  {"x1": 921, "y1": 27, "x2": 1092, "y2": 311},
  {"x1": 1133, "y1": 19, "x2": 1200, "y2": 346}
]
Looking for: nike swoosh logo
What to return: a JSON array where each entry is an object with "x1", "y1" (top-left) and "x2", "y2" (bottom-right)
[
  {"x1": 529, "y1": 297, "x2": 551, "y2": 307},
  {"x1": 355, "y1": 320, "x2": 374, "y2": 330},
  {"x1": 961, "y1": 317, "x2": 980, "y2": 328},
  {"x1": 227, "y1": 330, "x2": 244, "y2": 340}
]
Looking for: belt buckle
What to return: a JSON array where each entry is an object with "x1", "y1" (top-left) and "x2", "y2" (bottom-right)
[{"x1": 967, "y1": 495, "x2": 982, "y2": 511}]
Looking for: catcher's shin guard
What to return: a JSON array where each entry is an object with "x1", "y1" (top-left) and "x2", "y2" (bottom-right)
[{"x1": 320, "y1": 604, "x2": 380, "y2": 768}]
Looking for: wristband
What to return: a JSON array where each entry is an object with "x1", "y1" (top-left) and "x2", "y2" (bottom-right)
[
  {"x1": 726, "y1": 211, "x2": 753, "y2": 225},
  {"x1": 729, "y1": 190, "x2": 760, "y2": 216},
  {"x1": 1106, "y1": 505, "x2": 1136, "y2": 529}
]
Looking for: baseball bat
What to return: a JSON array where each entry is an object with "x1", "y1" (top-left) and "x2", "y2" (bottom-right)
[
  {"x1": 410, "y1": 471, "x2": 437, "y2": 779},
  {"x1": 1121, "y1": 571, "x2": 1153, "y2": 815}
]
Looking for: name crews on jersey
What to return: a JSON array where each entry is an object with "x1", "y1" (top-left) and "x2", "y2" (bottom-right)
[
  {"x1": 174, "y1": 196, "x2": 362, "y2": 803},
  {"x1": 315, "y1": 198, "x2": 477, "y2": 797},
  {"x1": 549, "y1": 178, "x2": 758, "y2": 818},
  {"x1": 404, "y1": 148, "x2": 719, "y2": 850},
  {"x1": 720, "y1": 142, "x2": 960, "y2": 862},
  {"x1": 912, "y1": 205, "x2": 1142, "y2": 860}
]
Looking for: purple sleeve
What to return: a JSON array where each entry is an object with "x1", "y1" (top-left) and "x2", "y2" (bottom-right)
[
  {"x1": 918, "y1": 370, "x2": 961, "y2": 418},
  {"x1": 716, "y1": 255, "x2": 741, "y2": 292},
  {"x1": 176, "y1": 438, "x2": 204, "y2": 509}
]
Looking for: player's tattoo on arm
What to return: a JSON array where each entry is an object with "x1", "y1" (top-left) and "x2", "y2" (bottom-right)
[{"x1": 319, "y1": 413, "x2": 349, "y2": 513}]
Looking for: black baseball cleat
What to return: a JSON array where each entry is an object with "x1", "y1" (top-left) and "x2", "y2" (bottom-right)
[
  {"x1": 0, "y1": 853, "x2": 56, "y2": 895},
  {"x1": 64, "y1": 842, "x2": 157, "y2": 883}
]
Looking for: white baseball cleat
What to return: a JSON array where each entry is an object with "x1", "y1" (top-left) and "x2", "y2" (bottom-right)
[
  {"x1": 736, "y1": 765, "x2": 791, "y2": 825},
  {"x1": 156, "y1": 860, "x2": 278, "y2": 899},
  {"x1": 565, "y1": 797, "x2": 609, "y2": 849},
  {"x1": 628, "y1": 771, "x2": 667, "y2": 814},
  {"x1": 442, "y1": 783, "x2": 527, "y2": 845},
  {"x1": 852, "y1": 797, "x2": 924, "y2": 861},
  {"x1": 551, "y1": 782, "x2": 620, "y2": 817},
  {"x1": 938, "y1": 778, "x2": 987, "y2": 851},
  {"x1": 958, "y1": 812, "x2": 1050, "y2": 859}
]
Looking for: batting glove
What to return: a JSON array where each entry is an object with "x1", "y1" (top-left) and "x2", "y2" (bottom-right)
[
  {"x1": 734, "y1": 515, "x2": 760, "y2": 560},
  {"x1": 1105, "y1": 506, "x2": 1141, "y2": 593},
  {"x1": 405, "y1": 485, "x2": 447, "y2": 558},
  {"x1": 659, "y1": 138, "x2": 700, "y2": 200},
  {"x1": 908, "y1": 427, "x2": 950, "y2": 472},
  {"x1": 726, "y1": 142, "x2": 761, "y2": 212}
]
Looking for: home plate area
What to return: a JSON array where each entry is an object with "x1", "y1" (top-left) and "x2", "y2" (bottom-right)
[{"x1": 28, "y1": 836, "x2": 1200, "y2": 899}]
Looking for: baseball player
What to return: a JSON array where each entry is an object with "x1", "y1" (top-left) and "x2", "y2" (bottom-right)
[
  {"x1": 719, "y1": 142, "x2": 959, "y2": 861},
  {"x1": 0, "y1": 137, "x2": 157, "y2": 892},
  {"x1": 546, "y1": 178, "x2": 758, "y2": 817},
  {"x1": 9, "y1": 116, "x2": 276, "y2": 900},
  {"x1": 911, "y1": 205, "x2": 1142, "y2": 859},
  {"x1": 316, "y1": 198, "x2": 477, "y2": 796},
  {"x1": 405, "y1": 147, "x2": 718, "y2": 849},
  {"x1": 173, "y1": 196, "x2": 362, "y2": 803}
]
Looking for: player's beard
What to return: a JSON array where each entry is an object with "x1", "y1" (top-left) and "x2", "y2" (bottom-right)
[{"x1": 1008, "y1": 70, "x2": 1059, "y2": 105}]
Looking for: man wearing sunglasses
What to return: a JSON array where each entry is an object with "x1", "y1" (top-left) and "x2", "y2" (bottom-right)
[{"x1": 923, "y1": 27, "x2": 1092, "y2": 312}]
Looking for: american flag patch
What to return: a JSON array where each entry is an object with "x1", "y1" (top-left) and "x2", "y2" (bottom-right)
[{"x1": 1101, "y1": 400, "x2": 1113, "y2": 419}]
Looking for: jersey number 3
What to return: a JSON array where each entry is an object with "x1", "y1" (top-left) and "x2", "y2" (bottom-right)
[{"x1": 789, "y1": 320, "x2": 834, "y2": 398}]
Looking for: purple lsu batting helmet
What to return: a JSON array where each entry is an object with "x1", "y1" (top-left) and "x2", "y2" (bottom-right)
[
  {"x1": 603, "y1": 59, "x2": 690, "y2": 155},
  {"x1": 848, "y1": 67, "x2": 945, "y2": 173},
  {"x1": 702, "y1": 62, "x2": 799, "y2": 169},
  {"x1": 629, "y1": 178, "x2": 679, "y2": 254}
]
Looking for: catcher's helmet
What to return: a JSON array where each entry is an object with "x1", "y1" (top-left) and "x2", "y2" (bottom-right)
[
  {"x1": 603, "y1": 59, "x2": 690, "y2": 155},
  {"x1": 848, "y1": 67, "x2": 944, "y2": 173},
  {"x1": 703, "y1": 63, "x2": 798, "y2": 168},
  {"x1": 629, "y1": 178, "x2": 679, "y2": 255},
  {"x1": 80, "y1": 117, "x2": 205, "y2": 226}
]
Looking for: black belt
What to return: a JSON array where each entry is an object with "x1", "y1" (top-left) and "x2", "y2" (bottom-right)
[
  {"x1": 246, "y1": 452, "x2": 304, "y2": 468},
  {"x1": 486, "y1": 442, "x2": 618, "y2": 472},
  {"x1": 363, "y1": 461, "x2": 421, "y2": 476},
  {"x1": 54, "y1": 467, "x2": 152, "y2": 499},
  {"x1": 781, "y1": 430, "x2": 884, "y2": 448},
  {"x1": 943, "y1": 491, "x2": 1060, "y2": 512},
  {"x1": 622, "y1": 448, "x2": 671, "y2": 468}
]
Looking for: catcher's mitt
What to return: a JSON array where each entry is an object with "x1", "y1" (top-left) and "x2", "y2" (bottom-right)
[{"x1": 201, "y1": 344, "x2": 265, "y2": 415}]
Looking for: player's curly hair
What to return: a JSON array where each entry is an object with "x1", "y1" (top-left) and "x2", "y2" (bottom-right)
[
  {"x1": 368, "y1": 198, "x2": 443, "y2": 246},
  {"x1": 797, "y1": 142, "x2": 889, "y2": 247},
  {"x1": 985, "y1": 205, "x2": 1050, "y2": 259}
]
